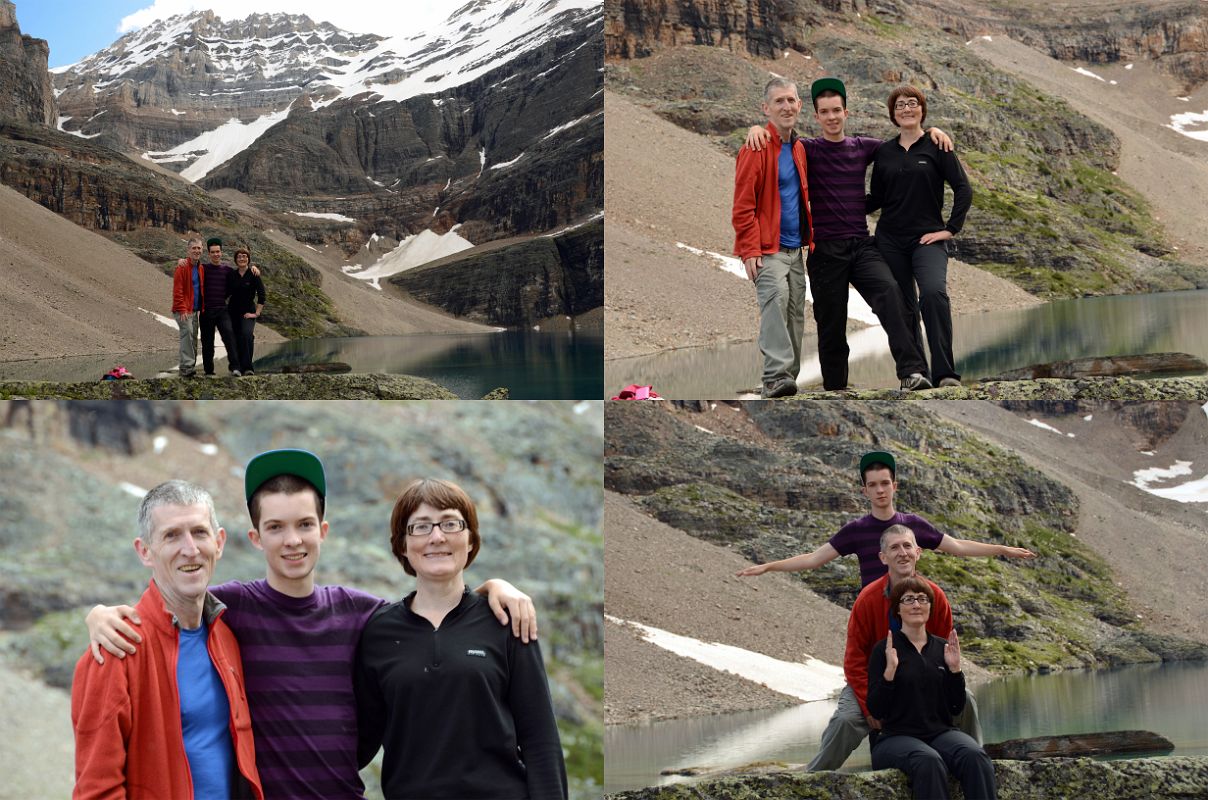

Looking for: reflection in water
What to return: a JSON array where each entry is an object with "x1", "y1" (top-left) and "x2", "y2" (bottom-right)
[
  {"x1": 604, "y1": 661, "x2": 1208, "y2": 794},
  {"x1": 0, "y1": 330, "x2": 603, "y2": 400},
  {"x1": 605, "y1": 289, "x2": 1208, "y2": 399}
]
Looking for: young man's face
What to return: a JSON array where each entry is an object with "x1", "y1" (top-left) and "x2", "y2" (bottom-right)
[
  {"x1": 861, "y1": 466, "x2": 897, "y2": 512},
  {"x1": 249, "y1": 491, "x2": 329, "y2": 584},
  {"x1": 762, "y1": 85, "x2": 802, "y2": 134},
  {"x1": 136, "y1": 502, "x2": 225, "y2": 606},
  {"x1": 879, "y1": 531, "x2": 920, "y2": 580},
  {"x1": 813, "y1": 93, "x2": 848, "y2": 138},
  {"x1": 208, "y1": 245, "x2": 223, "y2": 264}
]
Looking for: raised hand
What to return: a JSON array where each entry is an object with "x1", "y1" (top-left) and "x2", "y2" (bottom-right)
[
  {"x1": 944, "y1": 628, "x2": 962, "y2": 673},
  {"x1": 884, "y1": 630, "x2": 898, "y2": 678}
]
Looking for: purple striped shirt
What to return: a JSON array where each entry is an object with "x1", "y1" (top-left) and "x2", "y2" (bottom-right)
[
  {"x1": 201, "y1": 262, "x2": 234, "y2": 312},
  {"x1": 827, "y1": 512, "x2": 945, "y2": 587},
  {"x1": 802, "y1": 136, "x2": 882, "y2": 241},
  {"x1": 211, "y1": 579, "x2": 385, "y2": 799}
]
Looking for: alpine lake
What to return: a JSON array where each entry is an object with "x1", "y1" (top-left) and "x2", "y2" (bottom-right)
[
  {"x1": 0, "y1": 328, "x2": 603, "y2": 400},
  {"x1": 605, "y1": 289, "x2": 1208, "y2": 398},
  {"x1": 604, "y1": 660, "x2": 1208, "y2": 795}
]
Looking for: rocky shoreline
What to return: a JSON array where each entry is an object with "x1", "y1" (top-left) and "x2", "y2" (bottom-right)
[
  {"x1": 606, "y1": 756, "x2": 1208, "y2": 799},
  {"x1": 781, "y1": 376, "x2": 1208, "y2": 402},
  {"x1": 0, "y1": 373, "x2": 513, "y2": 400}
]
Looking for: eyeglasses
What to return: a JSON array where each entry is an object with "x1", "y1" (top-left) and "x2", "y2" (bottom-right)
[
  {"x1": 893, "y1": 99, "x2": 921, "y2": 110},
  {"x1": 406, "y1": 519, "x2": 468, "y2": 537},
  {"x1": 899, "y1": 595, "x2": 931, "y2": 605}
]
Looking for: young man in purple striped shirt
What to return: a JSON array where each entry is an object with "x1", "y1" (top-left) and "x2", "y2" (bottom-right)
[
  {"x1": 747, "y1": 79, "x2": 946, "y2": 391},
  {"x1": 736, "y1": 450, "x2": 1035, "y2": 587},
  {"x1": 86, "y1": 449, "x2": 539, "y2": 799}
]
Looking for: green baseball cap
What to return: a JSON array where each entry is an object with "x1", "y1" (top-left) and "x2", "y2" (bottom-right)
[
  {"x1": 811, "y1": 77, "x2": 847, "y2": 103},
  {"x1": 859, "y1": 451, "x2": 896, "y2": 479},
  {"x1": 244, "y1": 449, "x2": 326, "y2": 503}
]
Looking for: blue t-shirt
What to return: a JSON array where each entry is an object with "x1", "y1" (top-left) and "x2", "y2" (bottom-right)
[
  {"x1": 191, "y1": 264, "x2": 202, "y2": 311},
  {"x1": 777, "y1": 143, "x2": 803, "y2": 248},
  {"x1": 177, "y1": 623, "x2": 235, "y2": 800}
]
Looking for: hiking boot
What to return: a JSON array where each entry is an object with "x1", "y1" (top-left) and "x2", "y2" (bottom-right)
[
  {"x1": 231, "y1": 369, "x2": 242, "y2": 377},
  {"x1": 762, "y1": 378, "x2": 798, "y2": 399},
  {"x1": 938, "y1": 377, "x2": 961, "y2": 388},
  {"x1": 244, "y1": 369, "x2": 255, "y2": 376},
  {"x1": 900, "y1": 373, "x2": 933, "y2": 391}
]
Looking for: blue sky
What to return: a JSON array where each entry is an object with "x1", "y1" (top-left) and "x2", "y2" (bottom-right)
[{"x1": 13, "y1": 1, "x2": 148, "y2": 68}]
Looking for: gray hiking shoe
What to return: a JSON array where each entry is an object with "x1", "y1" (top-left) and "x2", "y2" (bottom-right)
[
  {"x1": 900, "y1": 373, "x2": 933, "y2": 391},
  {"x1": 762, "y1": 378, "x2": 799, "y2": 399},
  {"x1": 938, "y1": 377, "x2": 961, "y2": 388}
]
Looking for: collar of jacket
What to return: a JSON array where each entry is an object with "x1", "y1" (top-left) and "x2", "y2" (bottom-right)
[{"x1": 140, "y1": 578, "x2": 227, "y2": 632}]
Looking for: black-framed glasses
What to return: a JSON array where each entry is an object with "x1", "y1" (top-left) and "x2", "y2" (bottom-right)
[
  {"x1": 406, "y1": 519, "x2": 468, "y2": 537},
  {"x1": 900, "y1": 594, "x2": 931, "y2": 605},
  {"x1": 893, "y1": 99, "x2": 920, "y2": 110}
]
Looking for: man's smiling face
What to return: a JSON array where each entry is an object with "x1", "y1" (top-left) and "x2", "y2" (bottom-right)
[
  {"x1": 136, "y1": 502, "x2": 225, "y2": 608},
  {"x1": 762, "y1": 84, "x2": 802, "y2": 135}
]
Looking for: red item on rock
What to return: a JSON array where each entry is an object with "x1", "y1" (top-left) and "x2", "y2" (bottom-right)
[{"x1": 610, "y1": 384, "x2": 662, "y2": 400}]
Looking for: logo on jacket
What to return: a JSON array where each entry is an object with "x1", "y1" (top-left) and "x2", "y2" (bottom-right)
[{"x1": 467, "y1": 649, "x2": 486, "y2": 658}]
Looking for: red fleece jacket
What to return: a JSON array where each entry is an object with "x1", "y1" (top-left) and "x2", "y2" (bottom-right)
[
  {"x1": 171, "y1": 259, "x2": 205, "y2": 315},
  {"x1": 844, "y1": 573, "x2": 953, "y2": 717},
  {"x1": 71, "y1": 580, "x2": 263, "y2": 800},
  {"x1": 732, "y1": 122, "x2": 814, "y2": 260}
]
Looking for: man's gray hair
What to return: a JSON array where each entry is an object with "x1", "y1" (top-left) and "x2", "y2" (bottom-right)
[
  {"x1": 187, "y1": 237, "x2": 203, "y2": 248},
  {"x1": 137, "y1": 480, "x2": 219, "y2": 543},
  {"x1": 880, "y1": 523, "x2": 917, "y2": 552},
  {"x1": 764, "y1": 77, "x2": 799, "y2": 102}
]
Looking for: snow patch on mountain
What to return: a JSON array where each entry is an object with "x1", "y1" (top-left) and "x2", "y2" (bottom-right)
[
  {"x1": 289, "y1": 211, "x2": 357, "y2": 223},
  {"x1": 342, "y1": 227, "x2": 474, "y2": 290},
  {"x1": 142, "y1": 105, "x2": 293, "y2": 181}
]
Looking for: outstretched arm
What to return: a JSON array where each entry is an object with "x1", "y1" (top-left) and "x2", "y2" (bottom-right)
[
  {"x1": 736, "y1": 542, "x2": 841, "y2": 577},
  {"x1": 937, "y1": 534, "x2": 1035, "y2": 560},
  {"x1": 473, "y1": 579, "x2": 537, "y2": 642},
  {"x1": 85, "y1": 604, "x2": 143, "y2": 665}
]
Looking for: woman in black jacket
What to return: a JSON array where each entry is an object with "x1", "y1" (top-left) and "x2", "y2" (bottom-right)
[
  {"x1": 867, "y1": 85, "x2": 973, "y2": 389},
  {"x1": 354, "y1": 478, "x2": 567, "y2": 800},
  {"x1": 228, "y1": 247, "x2": 266, "y2": 375},
  {"x1": 867, "y1": 575, "x2": 996, "y2": 800}
]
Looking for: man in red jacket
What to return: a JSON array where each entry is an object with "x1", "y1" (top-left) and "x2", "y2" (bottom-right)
[
  {"x1": 170, "y1": 238, "x2": 205, "y2": 378},
  {"x1": 732, "y1": 77, "x2": 815, "y2": 399},
  {"x1": 808, "y1": 523, "x2": 981, "y2": 771},
  {"x1": 71, "y1": 480, "x2": 263, "y2": 799}
]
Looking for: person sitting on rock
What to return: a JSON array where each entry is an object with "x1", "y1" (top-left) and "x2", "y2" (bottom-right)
[
  {"x1": 806, "y1": 524, "x2": 983, "y2": 770},
  {"x1": 867, "y1": 575, "x2": 997, "y2": 799},
  {"x1": 737, "y1": 450, "x2": 1034, "y2": 589}
]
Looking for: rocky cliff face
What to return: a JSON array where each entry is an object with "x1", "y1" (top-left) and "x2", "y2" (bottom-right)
[
  {"x1": 391, "y1": 219, "x2": 604, "y2": 326},
  {"x1": 52, "y1": 11, "x2": 385, "y2": 151},
  {"x1": 911, "y1": 0, "x2": 1208, "y2": 93},
  {"x1": 608, "y1": 0, "x2": 1208, "y2": 94},
  {"x1": 0, "y1": 120, "x2": 233, "y2": 231},
  {"x1": 204, "y1": 14, "x2": 604, "y2": 243},
  {"x1": 604, "y1": 0, "x2": 808, "y2": 59},
  {"x1": 0, "y1": 0, "x2": 55, "y2": 125}
]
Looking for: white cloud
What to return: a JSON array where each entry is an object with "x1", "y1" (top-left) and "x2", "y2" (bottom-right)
[{"x1": 119, "y1": 1, "x2": 449, "y2": 37}]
